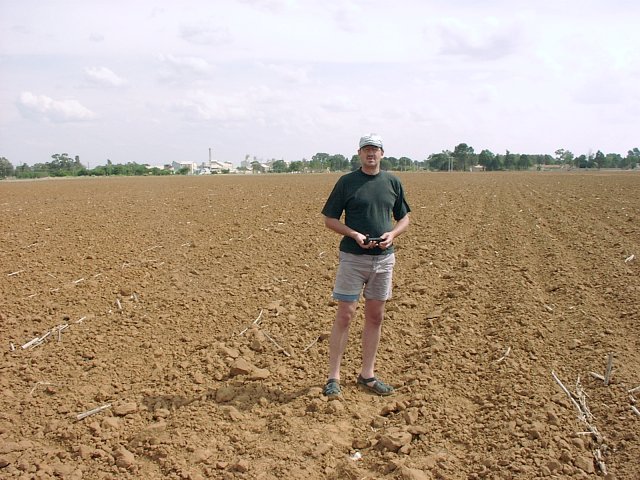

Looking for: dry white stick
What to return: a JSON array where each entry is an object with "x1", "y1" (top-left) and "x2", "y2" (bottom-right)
[
  {"x1": 28, "y1": 331, "x2": 52, "y2": 349},
  {"x1": 8, "y1": 270, "x2": 24, "y2": 276},
  {"x1": 572, "y1": 377, "x2": 606, "y2": 473},
  {"x1": 262, "y1": 331, "x2": 291, "y2": 357},
  {"x1": 52, "y1": 324, "x2": 69, "y2": 342},
  {"x1": 29, "y1": 381, "x2": 54, "y2": 396},
  {"x1": 75, "y1": 316, "x2": 86, "y2": 324},
  {"x1": 26, "y1": 293, "x2": 39, "y2": 299},
  {"x1": 239, "y1": 309, "x2": 263, "y2": 336},
  {"x1": 590, "y1": 372, "x2": 605, "y2": 381},
  {"x1": 21, "y1": 337, "x2": 41, "y2": 350},
  {"x1": 496, "y1": 346, "x2": 511, "y2": 363},
  {"x1": 38, "y1": 331, "x2": 51, "y2": 343},
  {"x1": 624, "y1": 254, "x2": 635, "y2": 263},
  {"x1": 76, "y1": 404, "x2": 111, "y2": 421},
  {"x1": 628, "y1": 385, "x2": 640, "y2": 394},
  {"x1": 631, "y1": 406, "x2": 640, "y2": 417},
  {"x1": 552, "y1": 371, "x2": 584, "y2": 420},
  {"x1": 594, "y1": 448, "x2": 607, "y2": 475},
  {"x1": 10, "y1": 342, "x2": 15, "y2": 351},
  {"x1": 142, "y1": 245, "x2": 162, "y2": 253},
  {"x1": 604, "y1": 353, "x2": 614, "y2": 386},
  {"x1": 303, "y1": 336, "x2": 320, "y2": 352},
  {"x1": 115, "y1": 298, "x2": 122, "y2": 310},
  {"x1": 73, "y1": 278, "x2": 85, "y2": 284}
]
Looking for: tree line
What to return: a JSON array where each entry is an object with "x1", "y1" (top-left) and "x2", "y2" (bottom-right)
[
  {"x1": 1, "y1": 144, "x2": 639, "y2": 180},
  {"x1": 0, "y1": 154, "x2": 171, "y2": 179}
]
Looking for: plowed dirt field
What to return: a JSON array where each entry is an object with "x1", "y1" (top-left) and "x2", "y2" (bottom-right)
[{"x1": 1, "y1": 171, "x2": 639, "y2": 479}]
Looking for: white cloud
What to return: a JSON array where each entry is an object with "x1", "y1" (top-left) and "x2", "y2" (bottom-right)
[
  {"x1": 262, "y1": 63, "x2": 310, "y2": 84},
  {"x1": 180, "y1": 24, "x2": 231, "y2": 46},
  {"x1": 330, "y1": 2, "x2": 361, "y2": 33},
  {"x1": 1, "y1": 1, "x2": 639, "y2": 165},
  {"x1": 435, "y1": 17, "x2": 522, "y2": 60},
  {"x1": 157, "y1": 54, "x2": 213, "y2": 83},
  {"x1": 171, "y1": 90, "x2": 254, "y2": 125},
  {"x1": 573, "y1": 73, "x2": 640, "y2": 105},
  {"x1": 320, "y1": 94, "x2": 357, "y2": 113},
  {"x1": 17, "y1": 92, "x2": 96, "y2": 123},
  {"x1": 237, "y1": 0, "x2": 291, "y2": 14},
  {"x1": 84, "y1": 66, "x2": 127, "y2": 87}
]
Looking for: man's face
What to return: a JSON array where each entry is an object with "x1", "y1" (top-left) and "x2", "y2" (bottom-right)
[{"x1": 358, "y1": 145, "x2": 384, "y2": 169}]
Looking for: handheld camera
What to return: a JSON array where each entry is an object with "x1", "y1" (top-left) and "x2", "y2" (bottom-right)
[{"x1": 364, "y1": 235, "x2": 385, "y2": 245}]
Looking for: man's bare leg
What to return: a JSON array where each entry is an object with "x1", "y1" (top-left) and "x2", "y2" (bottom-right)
[
  {"x1": 327, "y1": 300, "x2": 358, "y2": 381},
  {"x1": 360, "y1": 299, "x2": 386, "y2": 379}
]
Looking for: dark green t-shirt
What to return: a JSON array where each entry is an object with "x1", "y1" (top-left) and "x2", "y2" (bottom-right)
[{"x1": 321, "y1": 168, "x2": 411, "y2": 255}]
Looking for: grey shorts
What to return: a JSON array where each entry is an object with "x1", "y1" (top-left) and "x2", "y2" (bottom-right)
[{"x1": 332, "y1": 251, "x2": 396, "y2": 302}]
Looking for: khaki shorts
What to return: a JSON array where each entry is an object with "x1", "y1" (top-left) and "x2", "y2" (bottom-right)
[{"x1": 332, "y1": 251, "x2": 396, "y2": 302}]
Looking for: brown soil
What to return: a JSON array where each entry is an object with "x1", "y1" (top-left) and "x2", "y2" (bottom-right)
[{"x1": 1, "y1": 172, "x2": 639, "y2": 480}]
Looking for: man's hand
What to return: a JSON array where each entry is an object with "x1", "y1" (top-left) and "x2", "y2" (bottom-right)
[
  {"x1": 359, "y1": 233, "x2": 394, "y2": 250},
  {"x1": 354, "y1": 232, "x2": 376, "y2": 249},
  {"x1": 376, "y1": 234, "x2": 394, "y2": 250}
]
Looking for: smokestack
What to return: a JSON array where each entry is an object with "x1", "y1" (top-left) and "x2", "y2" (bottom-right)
[{"x1": 209, "y1": 148, "x2": 212, "y2": 163}]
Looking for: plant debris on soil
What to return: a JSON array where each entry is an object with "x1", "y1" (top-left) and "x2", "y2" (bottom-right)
[{"x1": 1, "y1": 172, "x2": 639, "y2": 479}]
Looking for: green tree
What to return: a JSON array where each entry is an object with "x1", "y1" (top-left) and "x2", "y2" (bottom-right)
[
  {"x1": 452, "y1": 143, "x2": 475, "y2": 171},
  {"x1": 328, "y1": 154, "x2": 348, "y2": 171},
  {"x1": 517, "y1": 154, "x2": 530, "y2": 170},
  {"x1": 31, "y1": 162, "x2": 50, "y2": 177},
  {"x1": 428, "y1": 151, "x2": 453, "y2": 171},
  {"x1": 563, "y1": 150, "x2": 575, "y2": 168},
  {"x1": 250, "y1": 160, "x2": 264, "y2": 174},
  {"x1": 49, "y1": 153, "x2": 84, "y2": 176},
  {"x1": 478, "y1": 149, "x2": 499, "y2": 171},
  {"x1": 398, "y1": 156, "x2": 413, "y2": 171},
  {"x1": 575, "y1": 154, "x2": 588, "y2": 168},
  {"x1": 14, "y1": 163, "x2": 31, "y2": 178},
  {"x1": 503, "y1": 150, "x2": 516, "y2": 170},
  {"x1": 594, "y1": 151, "x2": 605, "y2": 169},
  {"x1": 288, "y1": 160, "x2": 303, "y2": 172},
  {"x1": 310, "y1": 152, "x2": 330, "y2": 171},
  {"x1": 380, "y1": 158, "x2": 392, "y2": 171},
  {"x1": 350, "y1": 155, "x2": 360, "y2": 171},
  {"x1": 625, "y1": 148, "x2": 639, "y2": 169},
  {"x1": 0, "y1": 157, "x2": 14, "y2": 178},
  {"x1": 385, "y1": 156, "x2": 398, "y2": 170},
  {"x1": 271, "y1": 159, "x2": 288, "y2": 173},
  {"x1": 605, "y1": 153, "x2": 622, "y2": 169}
]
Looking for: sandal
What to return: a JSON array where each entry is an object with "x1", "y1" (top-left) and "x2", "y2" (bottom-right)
[
  {"x1": 323, "y1": 378, "x2": 341, "y2": 397},
  {"x1": 357, "y1": 374, "x2": 394, "y2": 396}
]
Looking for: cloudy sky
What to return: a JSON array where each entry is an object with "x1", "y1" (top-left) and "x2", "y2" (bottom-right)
[{"x1": 1, "y1": 0, "x2": 639, "y2": 168}]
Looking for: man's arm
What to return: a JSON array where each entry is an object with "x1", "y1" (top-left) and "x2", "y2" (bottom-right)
[
  {"x1": 377, "y1": 213, "x2": 409, "y2": 249},
  {"x1": 389, "y1": 213, "x2": 410, "y2": 238},
  {"x1": 324, "y1": 216, "x2": 370, "y2": 248},
  {"x1": 324, "y1": 216, "x2": 358, "y2": 239}
]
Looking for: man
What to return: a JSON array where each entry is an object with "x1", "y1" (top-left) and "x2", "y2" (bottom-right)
[{"x1": 321, "y1": 133, "x2": 411, "y2": 397}]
